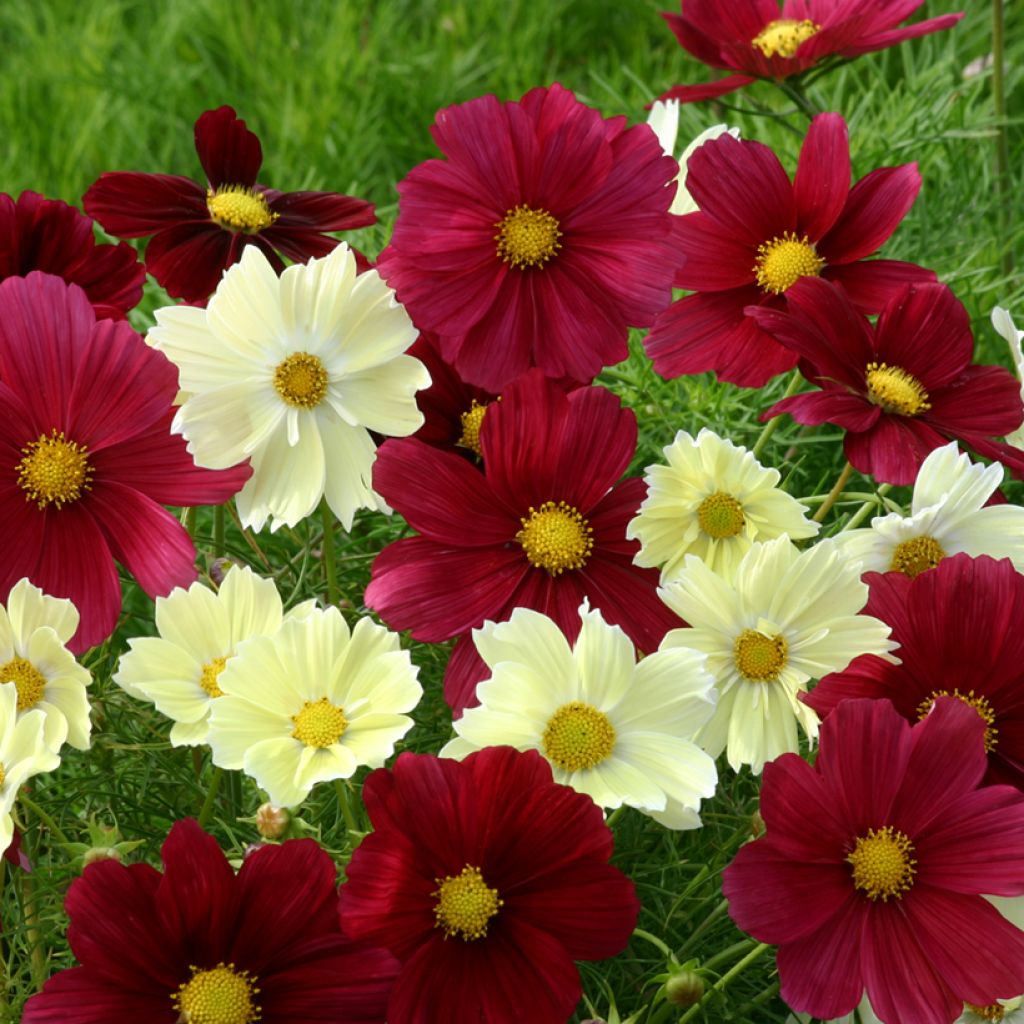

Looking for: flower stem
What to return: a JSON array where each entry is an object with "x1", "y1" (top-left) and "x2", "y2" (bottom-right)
[
  {"x1": 213, "y1": 504, "x2": 225, "y2": 557},
  {"x1": 776, "y1": 79, "x2": 820, "y2": 120},
  {"x1": 197, "y1": 766, "x2": 224, "y2": 830},
  {"x1": 18, "y1": 792, "x2": 71, "y2": 847},
  {"x1": 812, "y1": 461, "x2": 854, "y2": 523},
  {"x1": 840, "y1": 483, "x2": 893, "y2": 532},
  {"x1": 751, "y1": 370, "x2": 803, "y2": 460},
  {"x1": 320, "y1": 499, "x2": 339, "y2": 608},
  {"x1": 0, "y1": 857, "x2": 7, "y2": 1015},
  {"x1": 334, "y1": 778, "x2": 360, "y2": 834},
  {"x1": 993, "y1": 0, "x2": 1014, "y2": 277},
  {"x1": 632, "y1": 927, "x2": 674, "y2": 958},
  {"x1": 678, "y1": 942, "x2": 772, "y2": 1023}
]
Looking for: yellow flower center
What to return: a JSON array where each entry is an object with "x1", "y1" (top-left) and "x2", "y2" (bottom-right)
[
  {"x1": 866, "y1": 362, "x2": 931, "y2": 416},
  {"x1": 542, "y1": 701, "x2": 617, "y2": 772},
  {"x1": 17, "y1": 430, "x2": 93, "y2": 509},
  {"x1": 517, "y1": 501, "x2": 593, "y2": 576},
  {"x1": 0, "y1": 657, "x2": 47, "y2": 711},
  {"x1": 172, "y1": 962, "x2": 260, "y2": 1024},
  {"x1": 290, "y1": 696, "x2": 348, "y2": 748},
  {"x1": 733, "y1": 629, "x2": 788, "y2": 682},
  {"x1": 916, "y1": 689, "x2": 998, "y2": 753},
  {"x1": 199, "y1": 657, "x2": 229, "y2": 699},
  {"x1": 966, "y1": 1004, "x2": 1007, "y2": 1022},
  {"x1": 273, "y1": 352, "x2": 329, "y2": 409},
  {"x1": 433, "y1": 865, "x2": 502, "y2": 941},
  {"x1": 457, "y1": 400, "x2": 489, "y2": 457},
  {"x1": 889, "y1": 535, "x2": 945, "y2": 579},
  {"x1": 754, "y1": 232, "x2": 825, "y2": 294},
  {"x1": 0, "y1": 763, "x2": 6, "y2": 788},
  {"x1": 751, "y1": 18, "x2": 821, "y2": 58},
  {"x1": 847, "y1": 826, "x2": 916, "y2": 901},
  {"x1": 495, "y1": 205, "x2": 562, "y2": 269},
  {"x1": 206, "y1": 185, "x2": 278, "y2": 234},
  {"x1": 697, "y1": 492, "x2": 746, "y2": 539}
]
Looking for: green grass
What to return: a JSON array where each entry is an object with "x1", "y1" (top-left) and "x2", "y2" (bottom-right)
[{"x1": 1, "y1": 0, "x2": 1021, "y2": 1021}]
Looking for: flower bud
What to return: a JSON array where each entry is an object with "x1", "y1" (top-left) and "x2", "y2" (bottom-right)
[
  {"x1": 666, "y1": 969, "x2": 705, "y2": 1007},
  {"x1": 255, "y1": 803, "x2": 291, "y2": 840}
]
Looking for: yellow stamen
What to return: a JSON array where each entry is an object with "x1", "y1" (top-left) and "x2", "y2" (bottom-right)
[
  {"x1": 273, "y1": 352, "x2": 329, "y2": 409},
  {"x1": 889, "y1": 535, "x2": 945, "y2": 579},
  {"x1": 542, "y1": 701, "x2": 616, "y2": 772},
  {"x1": 495, "y1": 205, "x2": 561, "y2": 269},
  {"x1": 847, "y1": 826, "x2": 916, "y2": 901},
  {"x1": 517, "y1": 500, "x2": 593, "y2": 575},
  {"x1": 733, "y1": 629, "x2": 788, "y2": 682},
  {"x1": 916, "y1": 689, "x2": 998, "y2": 753},
  {"x1": 199, "y1": 657, "x2": 229, "y2": 699},
  {"x1": 866, "y1": 362, "x2": 931, "y2": 416},
  {"x1": 433, "y1": 865, "x2": 502, "y2": 941},
  {"x1": 206, "y1": 186, "x2": 278, "y2": 234},
  {"x1": 965, "y1": 1004, "x2": 1007, "y2": 1022},
  {"x1": 751, "y1": 18, "x2": 820, "y2": 59},
  {"x1": 0, "y1": 763, "x2": 6, "y2": 788},
  {"x1": 457, "y1": 400, "x2": 489, "y2": 457},
  {"x1": 290, "y1": 696, "x2": 348, "y2": 748},
  {"x1": 697, "y1": 492, "x2": 745, "y2": 539},
  {"x1": 0, "y1": 657, "x2": 47, "y2": 711},
  {"x1": 172, "y1": 962, "x2": 260, "y2": 1024},
  {"x1": 753, "y1": 232, "x2": 825, "y2": 294},
  {"x1": 17, "y1": 430, "x2": 92, "y2": 509}
]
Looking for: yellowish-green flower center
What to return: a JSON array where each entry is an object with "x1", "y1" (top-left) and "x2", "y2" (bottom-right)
[
  {"x1": 0, "y1": 656, "x2": 47, "y2": 711},
  {"x1": 697, "y1": 491, "x2": 746, "y2": 539},
  {"x1": 0, "y1": 763, "x2": 6, "y2": 788},
  {"x1": 200, "y1": 657, "x2": 229, "y2": 699},
  {"x1": 495, "y1": 205, "x2": 562, "y2": 269},
  {"x1": 291, "y1": 696, "x2": 348, "y2": 748},
  {"x1": 751, "y1": 18, "x2": 820, "y2": 58},
  {"x1": 172, "y1": 962, "x2": 260, "y2": 1024},
  {"x1": 273, "y1": 352, "x2": 329, "y2": 409},
  {"x1": 916, "y1": 688, "x2": 998, "y2": 753},
  {"x1": 457, "y1": 400, "x2": 489, "y2": 457},
  {"x1": 965, "y1": 1003, "x2": 1007, "y2": 1022},
  {"x1": 866, "y1": 362, "x2": 931, "y2": 416},
  {"x1": 517, "y1": 501, "x2": 593, "y2": 575},
  {"x1": 847, "y1": 826, "x2": 916, "y2": 901},
  {"x1": 733, "y1": 629, "x2": 788, "y2": 682},
  {"x1": 206, "y1": 185, "x2": 278, "y2": 234},
  {"x1": 433, "y1": 865, "x2": 502, "y2": 941},
  {"x1": 754, "y1": 232, "x2": 825, "y2": 294},
  {"x1": 889, "y1": 535, "x2": 945, "y2": 579},
  {"x1": 542, "y1": 701, "x2": 617, "y2": 772},
  {"x1": 17, "y1": 430, "x2": 92, "y2": 509}
]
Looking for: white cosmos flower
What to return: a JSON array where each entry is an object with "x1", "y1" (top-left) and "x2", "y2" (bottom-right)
[
  {"x1": 646, "y1": 100, "x2": 739, "y2": 216},
  {"x1": 659, "y1": 537, "x2": 896, "y2": 774},
  {"x1": 440, "y1": 602, "x2": 718, "y2": 828},
  {"x1": 627, "y1": 428, "x2": 818, "y2": 583},
  {"x1": 149, "y1": 243, "x2": 430, "y2": 532},
  {"x1": 206, "y1": 606, "x2": 421, "y2": 807},
  {"x1": 0, "y1": 578, "x2": 90, "y2": 759},
  {"x1": 113, "y1": 565, "x2": 314, "y2": 747},
  {"x1": 0, "y1": 684, "x2": 52, "y2": 857},
  {"x1": 993, "y1": 306, "x2": 1024, "y2": 449},
  {"x1": 835, "y1": 442, "x2": 1024, "y2": 577}
]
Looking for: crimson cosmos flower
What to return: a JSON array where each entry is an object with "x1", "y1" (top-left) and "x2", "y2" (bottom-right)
[
  {"x1": 645, "y1": 112, "x2": 934, "y2": 388},
  {"x1": 723, "y1": 697, "x2": 1024, "y2": 1024},
  {"x1": 0, "y1": 272, "x2": 250, "y2": 652},
  {"x1": 0, "y1": 191, "x2": 144, "y2": 319},
  {"x1": 22, "y1": 819, "x2": 398, "y2": 1024},
  {"x1": 83, "y1": 105, "x2": 376, "y2": 303},
  {"x1": 659, "y1": 0, "x2": 964, "y2": 104},
  {"x1": 378, "y1": 83, "x2": 684, "y2": 392},
  {"x1": 339, "y1": 746, "x2": 640, "y2": 1024},
  {"x1": 806, "y1": 556, "x2": 1024, "y2": 792},
  {"x1": 364, "y1": 372, "x2": 682, "y2": 713},
  {"x1": 753, "y1": 278, "x2": 1024, "y2": 484}
]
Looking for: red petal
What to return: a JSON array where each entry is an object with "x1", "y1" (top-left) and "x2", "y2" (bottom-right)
[
  {"x1": 926, "y1": 365, "x2": 1024, "y2": 438},
  {"x1": 758, "y1": 751, "x2": 848, "y2": 855},
  {"x1": 268, "y1": 190, "x2": 375, "y2": 231},
  {"x1": 763, "y1": 390, "x2": 880, "y2": 431},
  {"x1": 674, "y1": 212, "x2": 756, "y2": 292},
  {"x1": 443, "y1": 632, "x2": 489, "y2": 715},
  {"x1": 824, "y1": 258, "x2": 935, "y2": 313},
  {"x1": 839, "y1": 14, "x2": 965, "y2": 59},
  {"x1": 794, "y1": 114, "x2": 851, "y2": 241},
  {"x1": 82, "y1": 172, "x2": 207, "y2": 237},
  {"x1": 143, "y1": 222, "x2": 236, "y2": 303},
  {"x1": 194, "y1": 106, "x2": 262, "y2": 188},
  {"x1": 21, "y1": 966, "x2": 171, "y2": 1023},
  {"x1": 843, "y1": 414, "x2": 948, "y2": 485},
  {"x1": 656, "y1": 75, "x2": 757, "y2": 103}
]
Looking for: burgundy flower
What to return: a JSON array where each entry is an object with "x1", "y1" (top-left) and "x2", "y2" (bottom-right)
[
  {"x1": 83, "y1": 106, "x2": 375, "y2": 303},
  {"x1": 659, "y1": 0, "x2": 964, "y2": 104},
  {"x1": 364, "y1": 372, "x2": 682, "y2": 713},
  {"x1": 23, "y1": 819, "x2": 398, "y2": 1023},
  {"x1": 723, "y1": 697, "x2": 1024, "y2": 1024},
  {"x1": 645, "y1": 113, "x2": 934, "y2": 387},
  {"x1": 753, "y1": 278, "x2": 1024, "y2": 484},
  {"x1": 339, "y1": 747, "x2": 640, "y2": 1024},
  {"x1": 378, "y1": 83, "x2": 684, "y2": 392},
  {"x1": 0, "y1": 191, "x2": 144, "y2": 319},
  {"x1": 0, "y1": 272, "x2": 250, "y2": 651}
]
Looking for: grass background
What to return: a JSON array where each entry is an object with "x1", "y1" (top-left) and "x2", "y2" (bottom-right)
[{"x1": 0, "y1": 0, "x2": 1020, "y2": 1020}]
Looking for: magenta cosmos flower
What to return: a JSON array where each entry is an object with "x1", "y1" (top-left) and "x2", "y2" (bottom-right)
[
  {"x1": 83, "y1": 105, "x2": 376, "y2": 303},
  {"x1": 339, "y1": 747, "x2": 640, "y2": 1024},
  {"x1": 723, "y1": 697, "x2": 1024, "y2": 1024},
  {"x1": 659, "y1": 0, "x2": 964, "y2": 104},
  {"x1": 378, "y1": 83, "x2": 684, "y2": 392},
  {"x1": 0, "y1": 273, "x2": 250, "y2": 652},
  {"x1": 365, "y1": 372, "x2": 682, "y2": 713},
  {"x1": 754, "y1": 278, "x2": 1024, "y2": 484},
  {"x1": 23, "y1": 819, "x2": 398, "y2": 1024},
  {"x1": 645, "y1": 113, "x2": 934, "y2": 387}
]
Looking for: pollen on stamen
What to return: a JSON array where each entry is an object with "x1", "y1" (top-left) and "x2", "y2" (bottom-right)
[
  {"x1": 751, "y1": 18, "x2": 820, "y2": 59},
  {"x1": 495, "y1": 205, "x2": 562, "y2": 269},
  {"x1": 753, "y1": 232, "x2": 825, "y2": 294},
  {"x1": 516, "y1": 500, "x2": 593, "y2": 575},
  {"x1": 17, "y1": 429, "x2": 93, "y2": 509},
  {"x1": 206, "y1": 185, "x2": 279, "y2": 234},
  {"x1": 865, "y1": 362, "x2": 931, "y2": 417}
]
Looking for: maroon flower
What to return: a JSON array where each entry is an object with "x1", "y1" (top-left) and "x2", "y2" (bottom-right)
[
  {"x1": 378, "y1": 83, "x2": 684, "y2": 392},
  {"x1": 659, "y1": 0, "x2": 964, "y2": 104},
  {"x1": 339, "y1": 746, "x2": 639, "y2": 1024},
  {"x1": 23, "y1": 819, "x2": 398, "y2": 1024},
  {"x1": 0, "y1": 273, "x2": 250, "y2": 651},
  {"x1": 83, "y1": 106, "x2": 376, "y2": 303},
  {"x1": 753, "y1": 278, "x2": 1024, "y2": 484},
  {"x1": 364, "y1": 372, "x2": 682, "y2": 713},
  {"x1": 645, "y1": 113, "x2": 934, "y2": 387},
  {"x1": 723, "y1": 698, "x2": 1024, "y2": 1024},
  {"x1": 0, "y1": 191, "x2": 144, "y2": 319}
]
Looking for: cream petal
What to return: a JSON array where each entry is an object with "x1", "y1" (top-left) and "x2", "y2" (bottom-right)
[
  {"x1": 573, "y1": 604, "x2": 635, "y2": 711},
  {"x1": 7, "y1": 579, "x2": 79, "y2": 645},
  {"x1": 339, "y1": 713, "x2": 414, "y2": 768},
  {"x1": 317, "y1": 414, "x2": 380, "y2": 531},
  {"x1": 207, "y1": 695, "x2": 291, "y2": 769}
]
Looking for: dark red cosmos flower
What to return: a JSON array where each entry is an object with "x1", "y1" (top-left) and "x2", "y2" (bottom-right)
[
  {"x1": 645, "y1": 113, "x2": 934, "y2": 388},
  {"x1": 754, "y1": 278, "x2": 1024, "y2": 484},
  {"x1": 378, "y1": 83, "x2": 684, "y2": 392},
  {"x1": 22, "y1": 819, "x2": 398, "y2": 1024},
  {"x1": 0, "y1": 191, "x2": 144, "y2": 319},
  {"x1": 806, "y1": 556, "x2": 1024, "y2": 792},
  {"x1": 339, "y1": 746, "x2": 639, "y2": 1024},
  {"x1": 0, "y1": 273, "x2": 250, "y2": 652},
  {"x1": 723, "y1": 698, "x2": 1024, "y2": 1024},
  {"x1": 659, "y1": 0, "x2": 964, "y2": 104},
  {"x1": 83, "y1": 105, "x2": 376, "y2": 303},
  {"x1": 364, "y1": 372, "x2": 683, "y2": 713}
]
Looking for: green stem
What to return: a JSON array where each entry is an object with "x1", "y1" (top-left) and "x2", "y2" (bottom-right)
[
  {"x1": 993, "y1": 0, "x2": 1014, "y2": 278},
  {"x1": 676, "y1": 897, "x2": 730, "y2": 958},
  {"x1": 197, "y1": 766, "x2": 224, "y2": 830},
  {"x1": 632, "y1": 927, "x2": 673, "y2": 958},
  {"x1": 18, "y1": 792, "x2": 71, "y2": 847},
  {"x1": 776, "y1": 79, "x2": 820, "y2": 120},
  {"x1": 751, "y1": 370, "x2": 803, "y2": 460},
  {"x1": 0, "y1": 857, "x2": 7, "y2": 1014},
  {"x1": 334, "y1": 778, "x2": 360, "y2": 834},
  {"x1": 321, "y1": 499, "x2": 339, "y2": 608},
  {"x1": 605, "y1": 806, "x2": 625, "y2": 829},
  {"x1": 213, "y1": 505, "x2": 225, "y2": 558},
  {"x1": 678, "y1": 942, "x2": 772, "y2": 1023},
  {"x1": 812, "y1": 461, "x2": 854, "y2": 523},
  {"x1": 840, "y1": 483, "x2": 893, "y2": 532},
  {"x1": 183, "y1": 506, "x2": 197, "y2": 539}
]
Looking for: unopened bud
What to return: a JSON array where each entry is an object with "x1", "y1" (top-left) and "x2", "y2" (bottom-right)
[
  {"x1": 255, "y1": 803, "x2": 290, "y2": 840},
  {"x1": 209, "y1": 557, "x2": 237, "y2": 587},
  {"x1": 666, "y1": 969, "x2": 705, "y2": 1007},
  {"x1": 82, "y1": 846, "x2": 121, "y2": 867}
]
